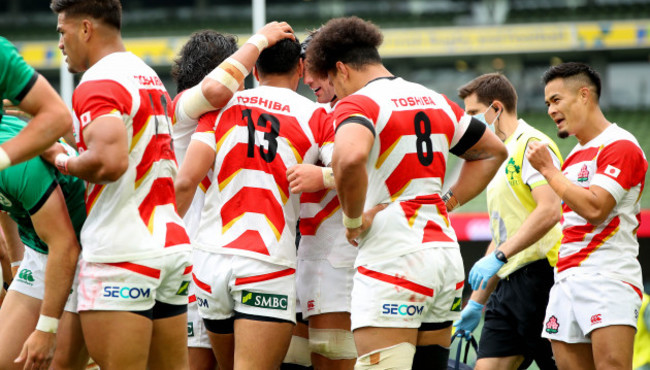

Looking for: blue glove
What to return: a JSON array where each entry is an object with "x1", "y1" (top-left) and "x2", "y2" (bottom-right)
[
  {"x1": 469, "y1": 252, "x2": 505, "y2": 290},
  {"x1": 453, "y1": 300, "x2": 484, "y2": 338}
]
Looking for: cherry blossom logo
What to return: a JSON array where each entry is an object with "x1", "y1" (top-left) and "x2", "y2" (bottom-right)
[
  {"x1": 545, "y1": 315, "x2": 560, "y2": 334},
  {"x1": 577, "y1": 164, "x2": 589, "y2": 183}
]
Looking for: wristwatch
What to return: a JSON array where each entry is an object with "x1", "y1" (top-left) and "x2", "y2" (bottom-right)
[{"x1": 494, "y1": 250, "x2": 508, "y2": 263}]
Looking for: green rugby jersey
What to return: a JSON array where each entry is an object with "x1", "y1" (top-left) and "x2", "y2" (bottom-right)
[
  {"x1": 0, "y1": 115, "x2": 85, "y2": 253},
  {"x1": 0, "y1": 37, "x2": 38, "y2": 114}
]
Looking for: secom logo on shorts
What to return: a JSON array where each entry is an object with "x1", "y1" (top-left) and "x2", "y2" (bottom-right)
[
  {"x1": 101, "y1": 283, "x2": 151, "y2": 300},
  {"x1": 381, "y1": 301, "x2": 425, "y2": 317},
  {"x1": 187, "y1": 322, "x2": 194, "y2": 337},
  {"x1": 241, "y1": 290, "x2": 288, "y2": 310}
]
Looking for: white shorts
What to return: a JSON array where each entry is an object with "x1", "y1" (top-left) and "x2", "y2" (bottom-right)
[
  {"x1": 192, "y1": 249, "x2": 296, "y2": 324},
  {"x1": 188, "y1": 281, "x2": 211, "y2": 348},
  {"x1": 351, "y1": 247, "x2": 464, "y2": 331},
  {"x1": 297, "y1": 258, "x2": 354, "y2": 319},
  {"x1": 10, "y1": 247, "x2": 79, "y2": 313},
  {"x1": 77, "y1": 250, "x2": 192, "y2": 312},
  {"x1": 541, "y1": 273, "x2": 643, "y2": 343}
]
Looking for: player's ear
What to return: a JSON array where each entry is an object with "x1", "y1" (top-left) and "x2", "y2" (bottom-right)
[{"x1": 252, "y1": 66, "x2": 260, "y2": 82}]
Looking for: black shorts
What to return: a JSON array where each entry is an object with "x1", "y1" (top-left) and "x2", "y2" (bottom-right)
[{"x1": 477, "y1": 258, "x2": 557, "y2": 369}]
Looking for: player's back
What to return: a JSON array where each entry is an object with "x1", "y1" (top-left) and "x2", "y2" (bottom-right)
[
  {"x1": 194, "y1": 86, "x2": 327, "y2": 268},
  {"x1": 72, "y1": 51, "x2": 189, "y2": 263},
  {"x1": 332, "y1": 77, "x2": 471, "y2": 265}
]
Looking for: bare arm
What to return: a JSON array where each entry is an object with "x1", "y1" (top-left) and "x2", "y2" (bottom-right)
[
  {"x1": 15, "y1": 186, "x2": 80, "y2": 369},
  {"x1": 0, "y1": 75, "x2": 72, "y2": 168},
  {"x1": 332, "y1": 124, "x2": 375, "y2": 245},
  {"x1": 42, "y1": 116, "x2": 129, "y2": 184},
  {"x1": 527, "y1": 141, "x2": 616, "y2": 225},
  {"x1": 448, "y1": 129, "x2": 507, "y2": 209},
  {"x1": 179, "y1": 21, "x2": 295, "y2": 120},
  {"x1": 0, "y1": 212, "x2": 24, "y2": 275},
  {"x1": 175, "y1": 140, "x2": 215, "y2": 217},
  {"x1": 499, "y1": 184, "x2": 562, "y2": 259}
]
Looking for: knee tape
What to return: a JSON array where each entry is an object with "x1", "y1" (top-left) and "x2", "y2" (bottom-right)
[
  {"x1": 354, "y1": 342, "x2": 415, "y2": 370},
  {"x1": 412, "y1": 344, "x2": 450, "y2": 370},
  {"x1": 308, "y1": 327, "x2": 357, "y2": 360},
  {"x1": 283, "y1": 335, "x2": 312, "y2": 367}
]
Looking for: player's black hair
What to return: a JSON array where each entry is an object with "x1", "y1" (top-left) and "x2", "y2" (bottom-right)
[
  {"x1": 542, "y1": 62, "x2": 602, "y2": 101},
  {"x1": 171, "y1": 30, "x2": 239, "y2": 94},
  {"x1": 51, "y1": 0, "x2": 122, "y2": 30},
  {"x1": 256, "y1": 38, "x2": 302, "y2": 76}
]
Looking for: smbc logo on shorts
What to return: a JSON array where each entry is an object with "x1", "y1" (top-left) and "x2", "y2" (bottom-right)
[
  {"x1": 241, "y1": 290, "x2": 288, "y2": 310},
  {"x1": 17, "y1": 269, "x2": 35, "y2": 286}
]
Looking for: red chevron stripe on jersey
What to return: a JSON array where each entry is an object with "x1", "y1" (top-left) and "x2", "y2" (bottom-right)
[
  {"x1": 138, "y1": 177, "x2": 177, "y2": 230},
  {"x1": 85, "y1": 183, "x2": 105, "y2": 214},
  {"x1": 222, "y1": 229, "x2": 270, "y2": 256},
  {"x1": 300, "y1": 188, "x2": 329, "y2": 204},
  {"x1": 135, "y1": 134, "x2": 175, "y2": 188},
  {"x1": 221, "y1": 187, "x2": 285, "y2": 241},
  {"x1": 217, "y1": 143, "x2": 290, "y2": 201},
  {"x1": 557, "y1": 216, "x2": 620, "y2": 273},
  {"x1": 422, "y1": 220, "x2": 454, "y2": 243},
  {"x1": 132, "y1": 88, "x2": 173, "y2": 149},
  {"x1": 563, "y1": 146, "x2": 602, "y2": 168},
  {"x1": 299, "y1": 195, "x2": 341, "y2": 236},
  {"x1": 377, "y1": 109, "x2": 455, "y2": 168},
  {"x1": 385, "y1": 152, "x2": 446, "y2": 199},
  {"x1": 199, "y1": 175, "x2": 212, "y2": 193},
  {"x1": 561, "y1": 223, "x2": 595, "y2": 244},
  {"x1": 164, "y1": 222, "x2": 190, "y2": 247}
]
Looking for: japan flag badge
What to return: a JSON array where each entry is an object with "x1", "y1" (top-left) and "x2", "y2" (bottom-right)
[{"x1": 605, "y1": 165, "x2": 621, "y2": 178}]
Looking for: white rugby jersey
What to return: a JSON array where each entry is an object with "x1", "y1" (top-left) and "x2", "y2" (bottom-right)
[
  {"x1": 191, "y1": 86, "x2": 331, "y2": 267},
  {"x1": 73, "y1": 52, "x2": 190, "y2": 262},
  {"x1": 556, "y1": 124, "x2": 646, "y2": 291},
  {"x1": 172, "y1": 90, "x2": 212, "y2": 239},
  {"x1": 297, "y1": 104, "x2": 357, "y2": 267},
  {"x1": 331, "y1": 77, "x2": 473, "y2": 266}
]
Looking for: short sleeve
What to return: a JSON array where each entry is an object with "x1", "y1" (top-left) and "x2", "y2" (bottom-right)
[
  {"x1": 2, "y1": 158, "x2": 57, "y2": 214},
  {"x1": 73, "y1": 79, "x2": 132, "y2": 130},
  {"x1": 309, "y1": 108, "x2": 334, "y2": 166},
  {"x1": 0, "y1": 37, "x2": 37, "y2": 105},
  {"x1": 332, "y1": 94, "x2": 380, "y2": 132},
  {"x1": 191, "y1": 111, "x2": 218, "y2": 152},
  {"x1": 522, "y1": 146, "x2": 561, "y2": 189},
  {"x1": 592, "y1": 140, "x2": 647, "y2": 203}
]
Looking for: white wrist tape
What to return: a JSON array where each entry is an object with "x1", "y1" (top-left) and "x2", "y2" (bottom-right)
[
  {"x1": 0, "y1": 147, "x2": 11, "y2": 170},
  {"x1": 322, "y1": 167, "x2": 335, "y2": 188},
  {"x1": 55, "y1": 153, "x2": 70, "y2": 175},
  {"x1": 180, "y1": 84, "x2": 216, "y2": 120},
  {"x1": 10, "y1": 261, "x2": 22, "y2": 268},
  {"x1": 225, "y1": 57, "x2": 248, "y2": 77},
  {"x1": 342, "y1": 213, "x2": 362, "y2": 229},
  {"x1": 207, "y1": 67, "x2": 240, "y2": 94},
  {"x1": 246, "y1": 34, "x2": 269, "y2": 53},
  {"x1": 35, "y1": 315, "x2": 59, "y2": 334}
]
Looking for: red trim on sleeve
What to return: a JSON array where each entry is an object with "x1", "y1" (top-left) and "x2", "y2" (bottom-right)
[
  {"x1": 73, "y1": 79, "x2": 131, "y2": 130},
  {"x1": 333, "y1": 94, "x2": 380, "y2": 131},
  {"x1": 596, "y1": 140, "x2": 646, "y2": 190}
]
